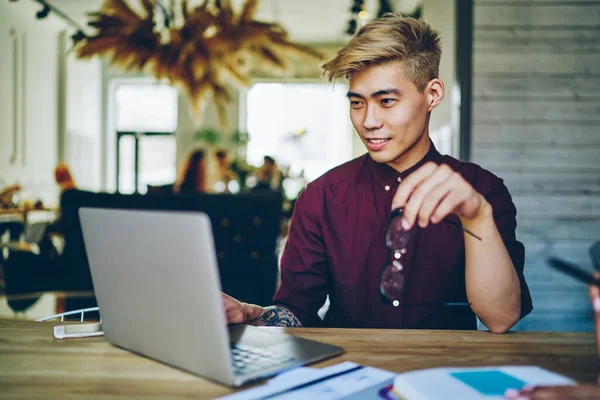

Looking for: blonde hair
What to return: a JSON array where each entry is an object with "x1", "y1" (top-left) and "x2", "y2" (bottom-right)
[{"x1": 322, "y1": 14, "x2": 441, "y2": 91}]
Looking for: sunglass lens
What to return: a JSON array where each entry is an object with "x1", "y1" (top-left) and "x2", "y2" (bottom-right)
[
  {"x1": 380, "y1": 261, "x2": 404, "y2": 301},
  {"x1": 385, "y1": 213, "x2": 412, "y2": 250}
]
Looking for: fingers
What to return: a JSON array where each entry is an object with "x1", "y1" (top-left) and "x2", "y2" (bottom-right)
[
  {"x1": 590, "y1": 273, "x2": 600, "y2": 355},
  {"x1": 589, "y1": 273, "x2": 600, "y2": 307},
  {"x1": 221, "y1": 292, "x2": 246, "y2": 324},
  {"x1": 225, "y1": 305, "x2": 246, "y2": 324},
  {"x1": 392, "y1": 162, "x2": 483, "y2": 229},
  {"x1": 393, "y1": 163, "x2": 454, "y2": 228},
  {"x1": 424, "y1": 174, "x2": 471, "y2": 225},
  {"x1": 506, "y1": 385, "x2": 600, "y2": 400},
  {"x1": 392, "y1": 162, "x2": 438, "y2": 211},
  {"x1": 222, "y1": 292, "x2": 234, "y2": 309},
  {"x1": 412, "y1": 170, "x2": 457, "y2": 228}
]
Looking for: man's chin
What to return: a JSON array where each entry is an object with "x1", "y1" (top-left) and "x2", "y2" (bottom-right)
[{"x1": 367, "y1": 149, "x2": 397, "y2": 164}]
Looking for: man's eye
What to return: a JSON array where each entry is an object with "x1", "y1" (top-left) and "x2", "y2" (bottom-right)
[
  {"x1": 350, "y1": 101, "x2": 363, "y2": 108},
  {"x1": 381, "y1": 98, "x2": 396, "y2": 106}
]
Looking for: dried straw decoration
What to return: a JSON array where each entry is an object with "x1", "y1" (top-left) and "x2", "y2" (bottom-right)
[{"x1": 76, "y1": 0, "x2": 322, "y2": 129}]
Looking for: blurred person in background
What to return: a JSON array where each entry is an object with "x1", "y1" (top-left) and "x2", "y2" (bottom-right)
[
  {"x1": 254, "y1": 156, "x2": 282, "y2": 191},
  {"x1": 174, "y1": 149, "x2": 207, "y2": 194},
  {"x1": 212, "y1": 149, "x2": 238, "y2": 193},
  {"x1": 54, "y1": 163, "x2": 77, "y2": 194},
  {"x1": 45, "y1": 163, "x2": 78, "y2": 236}
]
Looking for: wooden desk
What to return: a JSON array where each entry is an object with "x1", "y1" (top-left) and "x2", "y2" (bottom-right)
[
  {"x1": 1, "y1": 319, "x2": 599, "y2": 399},
  {"x1": 0, "y1": 208, "x2": 55, "y2": 219}
]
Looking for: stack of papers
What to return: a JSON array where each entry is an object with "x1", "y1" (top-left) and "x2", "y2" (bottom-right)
[
  {"x1": 217, "y1": 362, "x2": 574, "y2": 400},
  {"x1": 217, "y1": 362, "x2": 395, "y2": 400}
]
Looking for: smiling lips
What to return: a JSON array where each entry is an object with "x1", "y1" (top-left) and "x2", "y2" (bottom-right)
[{"x1": 365, "y1": 138, "x2": 391, "y2": 151}]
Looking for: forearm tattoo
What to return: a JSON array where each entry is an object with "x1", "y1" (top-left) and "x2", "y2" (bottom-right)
[{"x1": 250, "y1": 306, "x2": 303, "y2": 327}]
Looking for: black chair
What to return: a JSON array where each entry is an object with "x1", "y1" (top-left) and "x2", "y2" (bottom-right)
[
  {"x1": 590, "y1": 241, "x2": 600, "y2": 271},
  {"x1": 2, "y1": 252, "x2": 55, "y2": 313},
  {"x1": 57, "y1": 190, "x2": 283, "y2": 308},
  {"x1": 0, "y1": 220, "x2": 24, "y2": 242},
  {"x1": 1, "y1": 217, "x2": 59, "y2": 313},
  {"x1": 146, "y1": 184, "x2": 174, "y2": 195}
]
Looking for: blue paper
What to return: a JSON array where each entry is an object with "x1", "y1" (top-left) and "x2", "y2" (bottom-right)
[{"x1": 450, "y1": 370, "x2": 527, "y2": 396}]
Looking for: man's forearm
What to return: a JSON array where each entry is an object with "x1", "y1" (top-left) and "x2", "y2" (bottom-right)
[
  {"x1": 247, "y1": 305, "x2": 303, "y2": 327},
  {"x1": 462, "y1": 203, "x2": 521, "y2": 334}
]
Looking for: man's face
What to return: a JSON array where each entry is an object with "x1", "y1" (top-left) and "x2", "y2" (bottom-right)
[{"x1": 347, "y1": 63, "x2": 441, "y2": 169}]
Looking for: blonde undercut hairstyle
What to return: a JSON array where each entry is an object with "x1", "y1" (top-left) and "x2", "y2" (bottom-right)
[{"x1": 322, "y1": 14, "x2": 441, "y2": 92}]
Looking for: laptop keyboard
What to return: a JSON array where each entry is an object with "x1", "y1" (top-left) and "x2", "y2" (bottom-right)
[{"x1": 230, "y1": 343, "x2": 296, "y2": 376}]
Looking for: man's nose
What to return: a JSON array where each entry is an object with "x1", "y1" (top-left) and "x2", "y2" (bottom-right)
[{"x1": 363, "y1": 105, "x2": 382, "y2": 130}]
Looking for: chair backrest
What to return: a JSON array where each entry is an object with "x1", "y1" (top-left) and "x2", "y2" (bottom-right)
[
  {"x1": 146, "y1": 184, "x2": 174, "y2": 195},
  {"x1": 59, "y1": 190, "x2": 283, "y2": 305},
  {"x1": 23, "y1": 221, "x2": 50, "y2": 244}
]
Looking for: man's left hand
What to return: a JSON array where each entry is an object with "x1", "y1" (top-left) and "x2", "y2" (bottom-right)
[{"x1": 392, "y1": 162, "x2": 488, "y2": 229}]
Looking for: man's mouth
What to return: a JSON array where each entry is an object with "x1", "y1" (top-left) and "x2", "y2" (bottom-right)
[
  {"x1": 367, "y1": 138, "x2": 390, "y2": 144},
  {"x1": 365, "y1": 138, "x2": 391, "y2": 151}
]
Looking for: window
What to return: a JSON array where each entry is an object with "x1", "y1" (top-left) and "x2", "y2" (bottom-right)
[
  {"x1": 244, "y1": 83, "x2": 353, "y2": 198},
  {"x1": 115, "y1": 84, "x2": 177, "y2": 132},
  {"x1": 113, "y1": 83, "x2": 178, "y2": 193}
]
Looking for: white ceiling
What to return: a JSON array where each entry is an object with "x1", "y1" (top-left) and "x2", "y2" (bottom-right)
[{"x1": 1, "y1": 0, "x2": 422, "y2": 44}]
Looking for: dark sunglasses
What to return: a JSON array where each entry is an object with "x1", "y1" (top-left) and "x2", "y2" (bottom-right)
[{"x1": 379, "y1": 208, "x2": 479, "y2": 307}]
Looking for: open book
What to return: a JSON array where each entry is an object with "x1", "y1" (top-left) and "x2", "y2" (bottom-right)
[{"x1": 392, "y1": 366, "x2": 575, "y2": 400}]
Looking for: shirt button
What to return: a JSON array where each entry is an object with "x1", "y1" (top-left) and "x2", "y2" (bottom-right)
[
  {"x1": 397, "y1": 176, "x2": 402, "y2": 183},
  {"x1": 393, "y1": 300, "x2": 399, "y2": 307},
  {"x1": 384, "y1": 185, "x2": 390, "y2": 191}
]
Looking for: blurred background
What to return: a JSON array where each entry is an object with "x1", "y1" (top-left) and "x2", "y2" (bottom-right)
[{"x1": 0, "y1": 0, "x2": 598, "y2": 332}]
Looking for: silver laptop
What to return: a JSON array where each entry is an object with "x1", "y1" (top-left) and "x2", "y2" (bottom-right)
[{"x1": 78, "y1": 207, "x2": 343, "y2": 387}]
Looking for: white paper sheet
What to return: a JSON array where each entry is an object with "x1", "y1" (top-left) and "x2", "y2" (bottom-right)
[{"x1": 216, "y1": 361, "x2": 396, "y2": 400}]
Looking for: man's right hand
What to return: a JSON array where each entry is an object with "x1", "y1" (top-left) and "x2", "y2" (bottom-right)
[
  {"x1": 589, "y1": 273, "x2": 600, "y2": 355},
  {"x1": 222, "y1": 292, "x2": 264, "y2": 325}
]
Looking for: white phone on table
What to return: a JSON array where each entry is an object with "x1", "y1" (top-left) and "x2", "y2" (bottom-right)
[{"x1": 53, "y1": 323, "x2": 104, "y2": 339}]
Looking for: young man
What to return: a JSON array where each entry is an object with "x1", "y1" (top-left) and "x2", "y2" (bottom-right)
[{"x1": 223, "y1": 14, "x2": 532, "y2": 333}]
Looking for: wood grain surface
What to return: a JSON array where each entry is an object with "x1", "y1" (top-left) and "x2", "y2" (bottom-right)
[{"x1": 1, "y1": 319, "x2": 599, "y2": 399}]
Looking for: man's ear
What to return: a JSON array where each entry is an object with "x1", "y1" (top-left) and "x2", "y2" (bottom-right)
[{"x1": 426, "y1": 78, "x2": 444, "y2": 112}]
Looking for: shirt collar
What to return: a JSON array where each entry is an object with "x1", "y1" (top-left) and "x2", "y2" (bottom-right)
[{"x1": 368, "y1": 140, "x2": 442, "y2": 191}]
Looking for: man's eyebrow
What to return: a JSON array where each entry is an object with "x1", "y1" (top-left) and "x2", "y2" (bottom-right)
[
  {"x1": 371, "y1": 88, "x2": 401, "y2": 97},
  {"x1": 346, "y1": 88, "x2": 401, "y2": 99},
  {"x1": 346, "y1": 91, "x2": 364, "y2": 99}
]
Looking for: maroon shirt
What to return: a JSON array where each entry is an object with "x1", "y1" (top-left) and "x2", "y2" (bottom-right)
[{"x1": 273, "y1": 142, "x2": 533, "y2": 329}]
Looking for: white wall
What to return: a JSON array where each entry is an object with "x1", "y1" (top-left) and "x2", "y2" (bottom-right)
[
  {"x1": 472, "y1": 0, "x2": 600, "y2": 332},
  {"x1": 422, "y1": 0, "x2": 458, "y2": 157},
  {"x1": 0, "y1": 17, "x2": 61, "y2": 206},
  {"x1": 63, "y1": 33, "x2": 102, "y2": 192},
  {"x1": 0, "y1": 19, "x2": 21, "y2": 179},
  {"x1": 0, "y1": 3, "x2": 103, "y2": 204}
]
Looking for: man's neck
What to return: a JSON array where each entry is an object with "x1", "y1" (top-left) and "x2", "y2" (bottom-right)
[{"x1": 386, "y1": 133, "x2": 431, "y2": 173}]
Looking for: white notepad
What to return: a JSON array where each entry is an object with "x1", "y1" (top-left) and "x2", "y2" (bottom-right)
[
  {"x1": 217, "y1": 361, "x2": 395, "y2": 400},
  {"x1": 392, "y1": 366, "x2": 575, "y2": 400}
]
